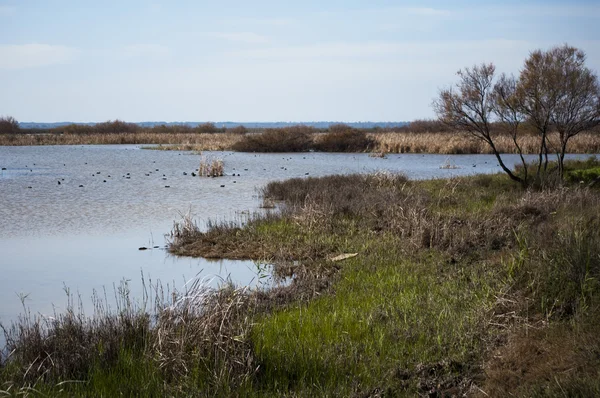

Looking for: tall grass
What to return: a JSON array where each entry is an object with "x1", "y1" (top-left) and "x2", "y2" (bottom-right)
[
  {"x1": 198, "y1": 156, "x2": 224, "y2": 177},
  {"x1": 0, "y1": 132, "x2": 241, "y2": 150},
  {"x1": 0, "y1": 276, "x2": 256, "y2": 396},
  {"x1": 371, "y1": 131, "x2": 600, "y2": 154}
]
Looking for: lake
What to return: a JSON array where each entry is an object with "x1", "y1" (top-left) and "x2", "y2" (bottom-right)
[{"x1": 0, "y1": 145, "x2": 594, "y2": 326}]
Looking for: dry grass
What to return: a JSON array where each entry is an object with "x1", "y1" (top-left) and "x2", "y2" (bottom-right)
[
  {"x1": 0, "y1": 132, "x2": 242, "y2": 150},
  {"x1": 371, "y1": 131, "x2": 600, "y2": 154},
  {"x1": 198, "y1": 156, "x2": 224, "y2": 177},
  {"x1": 3, "y1": 127, "x2": 600, "y2": 156},
  {"x1": 0, "y1": 276, "x2": 258, "y2": 395}
]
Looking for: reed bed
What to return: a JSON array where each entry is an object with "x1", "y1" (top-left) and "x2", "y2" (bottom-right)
[
  {"x1": 370, "y1": 131, "x2": 600, "y2": 154},
  {"x1": 3, "y1": 129, "x2": 600, "y2": 155},
  {"x1": 0, "y1": 132, "x2": 242, "y2": 150}
]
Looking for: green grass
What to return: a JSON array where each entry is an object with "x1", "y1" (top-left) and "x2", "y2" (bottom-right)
[
  {"x1": 3, "y1": 161, "x2": 600, "y2": 396},
  {"x1": 252, "y1": 244, "x2": 499, "y2": 395}
]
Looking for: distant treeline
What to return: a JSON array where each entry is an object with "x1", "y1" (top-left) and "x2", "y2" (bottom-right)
[
  {"x1": 16, "y1": 120, "x2": 409, "y2": 131},
  {"x1": 4, "y1": 117, "x2": 573, "y2": 136}
]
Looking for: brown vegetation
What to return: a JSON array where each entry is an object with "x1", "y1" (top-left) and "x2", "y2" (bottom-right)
[
  {"x1": 0, "y1": 116, "x2": 20, "y2": 135},
  {"x1": 313, "y1": 124, "x2": 374, "y2": 152},
  {"x1": 231, "y1": 125, "x2": 314, "y2": 152},
  {"x1": 0, "y1": 132, "x2": 240, "y2": 150},
  {"x1": 370, "y1": 130, "x2": 600, "y2": 154}
]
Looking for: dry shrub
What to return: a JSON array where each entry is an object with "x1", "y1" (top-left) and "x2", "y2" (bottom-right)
[
  {"x1": 231, "y1": 126, "x2": 313, "y2": 152},
  {"x1": 150, "y1": 124, "x2": 195, "y2": 134},
  {"x1": 393, "y1": 119, "x2": 453, "y2": 133},
  {"x1": 227, "y1": 125, "x2": 248, "y2": 135},
  {"x1": 195, "y1": 122, "x2": 221, "y2": 134},
  {"x1": 0, "y1": 116, "x2": 20, "y2": 135},
  {"x1": 313, "y1": 124, "x2": 373, "y2": 152}
]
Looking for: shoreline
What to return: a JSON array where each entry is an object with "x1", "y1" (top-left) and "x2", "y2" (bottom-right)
[{"x1": 1, "y1": 131, "x2": 600, "y2": 155}]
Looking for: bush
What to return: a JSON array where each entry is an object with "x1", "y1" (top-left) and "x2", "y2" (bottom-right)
[
  {"x1": 196, "y1": 122, "x2": 221, "y2": 134},
  {"x1": 313, "y1": 124, "x2": 373, "y2": 152},
  {"x1": 0, "y1": 116, "x2": 20, "y2": 134},
  {"x1": 231, "y1": 126, "x2": 313, "y2": 152},
  {"x1": 228, "y1": 125, "x2": 248, "y2": 135},
  {"x1": 94, "y1": 120, "x2": 139, "y2": 134}
]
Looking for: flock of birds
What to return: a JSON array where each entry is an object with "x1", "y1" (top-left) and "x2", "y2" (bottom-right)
[{"x1": 5, "y1": 156, "x2": 313, "y2": 191}]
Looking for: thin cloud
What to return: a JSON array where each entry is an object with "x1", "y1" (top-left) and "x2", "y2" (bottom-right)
[
  {"x1": 204, "y1": 31, "x2": 270, "y2": 44},
  {"x1": 0, "y1": 44, "x2": 78, "y2": 70}
]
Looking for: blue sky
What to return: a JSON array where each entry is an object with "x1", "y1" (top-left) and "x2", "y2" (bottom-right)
[{"x1": 1, "y1": 1, "x2": 599, "y2": 122}]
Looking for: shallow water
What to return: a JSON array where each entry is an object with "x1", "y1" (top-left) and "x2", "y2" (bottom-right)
[{"x1": 0, "y1": 145, "x2": 594, "y2": 325}]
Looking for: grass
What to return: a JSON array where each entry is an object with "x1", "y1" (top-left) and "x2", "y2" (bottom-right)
[
  {"x1": 2, "y1": 161, "x2": 600, "y2": 396},
  {"x1": 198, "y1": 156, "x2": 224, "y2": 177},
  {"x1": 0, "y1": 132, "x2": 241, "y2": 150},
  {"x1": 370, "y1": 131, "x2": 600, "y2": 155}
]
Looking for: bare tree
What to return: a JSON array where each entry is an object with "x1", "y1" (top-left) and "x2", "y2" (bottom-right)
[
  {"x1": 516, "y1": 48, "x2": 559, "y2": 178},
  {"x1": 433, "y1": 64, "x2": 525, "y2": 185},
  {"x1": 516, "y1": 44, "x2": 600, "y2": 180},
  {"x1": 547, "y1": 46, "x2": 600, "y2": 177},
  {"x1": 492, "y1": 74, "x2": 529, "y2": 183},
  {"x1": 0, "y1": 116, "x2": 20, "y2": 135}
]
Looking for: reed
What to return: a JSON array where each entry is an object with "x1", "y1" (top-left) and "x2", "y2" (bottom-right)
[
  {"x1": 198, "y1": 156, "x2": 224, "y2": 177},
  {"x1": 3, "y1": 128, "x2": 599, "y2": 156},
  {"x1": 0, "y1": 132, "x2": 242, "y2": 150},
  {"x1": 370, "y1": 131, "x2": 600, "y2": 155}
]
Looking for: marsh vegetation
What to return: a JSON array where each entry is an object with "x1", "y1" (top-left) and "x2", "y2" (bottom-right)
[
  {"x1": 3, "y1": 157, "x2": 600, "y2": 396},
  {"x1": 3, "y1": 117, "x2": 600, "y2": 157}
]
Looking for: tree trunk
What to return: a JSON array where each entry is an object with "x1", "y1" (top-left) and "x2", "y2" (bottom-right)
[{"x1": 489, "y1": 140, "x2": 525, "y2": 186}]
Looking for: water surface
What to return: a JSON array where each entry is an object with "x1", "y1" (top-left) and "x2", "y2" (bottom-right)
[{"x1": 0, "y1": 145, "x2": 593, "y2": 325}]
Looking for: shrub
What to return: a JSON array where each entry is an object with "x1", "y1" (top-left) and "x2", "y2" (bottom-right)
[
  {"x1": 62, "y1": 124, "x2": 94, "y2": 134},
  {"x1": 94, "y1": 120, "x2": 139, "y2": 134},
  {"x1": 196, "y1": 122, "x2": 221, "y2": 134},
  {"x1": 313, "y1": 124, "x2": 373, "y2": 152},
  {"x1": 228, "y1": 125, "x2": 248, "y2": 135},
  {"x1": 0, "y1": 116, "x2": 20, "y2": 134},
  {"x1": 150, "y1": 124, "x2": 195, "y2": 134},
  {"x1": 231, "y1": 127, "x2": 313, "y2": 152}
]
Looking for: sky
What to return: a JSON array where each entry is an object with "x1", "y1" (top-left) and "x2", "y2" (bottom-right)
[{"x1": 1, "y1": 0, "x2": 599, "y2": 123}]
